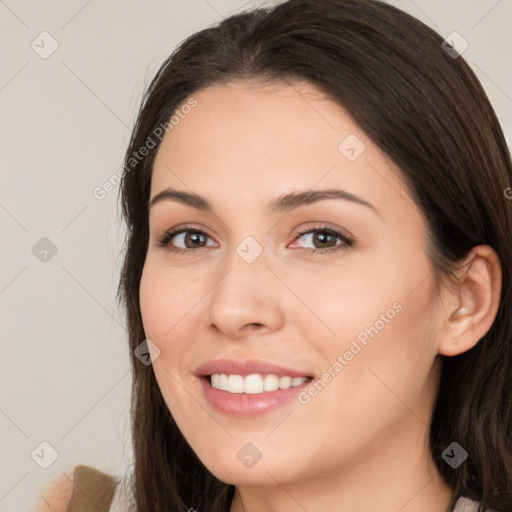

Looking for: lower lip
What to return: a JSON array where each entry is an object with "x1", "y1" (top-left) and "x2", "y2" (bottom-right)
[{"x1": 198, "y1": 376, "x2": 313, "y2": 418}]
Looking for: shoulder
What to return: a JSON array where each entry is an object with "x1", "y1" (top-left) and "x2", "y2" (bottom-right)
[
  {"x1": 36, "y1": 471, "x2": 73, "y2": 512},
  {"x1": 36, "y1": 465, "x2": 119, "y2": 512}
]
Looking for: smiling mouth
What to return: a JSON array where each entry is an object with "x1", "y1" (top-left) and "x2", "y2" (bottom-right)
[{"x1": 204, "y1": 373, "x2": 314, "y2": 394}]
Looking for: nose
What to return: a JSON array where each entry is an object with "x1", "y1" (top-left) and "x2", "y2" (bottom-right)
[{"x1": 205, "y1": 251, "x2": 286, "y2": 341}]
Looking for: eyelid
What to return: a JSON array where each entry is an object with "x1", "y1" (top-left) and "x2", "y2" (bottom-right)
[{"x1": 291, "y1": 222, "x2": 354, "y2": 243}]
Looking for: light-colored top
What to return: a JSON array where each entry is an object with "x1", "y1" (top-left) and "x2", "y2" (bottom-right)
[
  {"x1": 108, "y1": 463, "x2": 135, "y2": 511},
  {"x1": 453, "y1": 496, "x2": 481, "y2": 511}
]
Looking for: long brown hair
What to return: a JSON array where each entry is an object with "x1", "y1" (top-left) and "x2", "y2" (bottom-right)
[{"x1": 116, "y1": 1, "x2": 512, "y2": 510}]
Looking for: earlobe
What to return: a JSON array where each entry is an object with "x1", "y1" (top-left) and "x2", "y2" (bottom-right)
[{"x1": 437, "y1": 245, "x2": 502, "y2": 357}]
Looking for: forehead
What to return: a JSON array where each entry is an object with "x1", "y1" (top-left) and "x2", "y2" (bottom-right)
[
  {"x1": 154, "y1": 80, "x2": 362, "y2": 179},
  {"x1": 150, "y1": 79, "x2": 420, "y2": 227}
]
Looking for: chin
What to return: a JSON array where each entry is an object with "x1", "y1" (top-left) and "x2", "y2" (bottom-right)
[
  {"x1": 211, "y1": 465, "x2": 288, "y2": 486},
  {"x1": 196, "y1": 444, "x2": 305, "y2": 486}
]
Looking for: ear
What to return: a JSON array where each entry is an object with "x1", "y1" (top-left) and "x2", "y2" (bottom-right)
[{"x1": 437, "y1": 245, "x2": 502, "y2": 357}]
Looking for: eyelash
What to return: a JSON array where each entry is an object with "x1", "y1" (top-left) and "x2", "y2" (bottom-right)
[{"x1": 155, "y1": 223, "x2": 354, "y2": 255}]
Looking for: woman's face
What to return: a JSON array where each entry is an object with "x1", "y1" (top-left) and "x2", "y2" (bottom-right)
[{"x1": 139, "y1": 80, "x2": 446, "y2": 489}]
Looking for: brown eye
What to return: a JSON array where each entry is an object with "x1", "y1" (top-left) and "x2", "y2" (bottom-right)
[
  {"x1": 289, "y1": 225, "x2": 354, "y2": 254},
  {"x1": 155, "y1": 224, "x2": 354, "y2": 255},
  {"x1": 156, "y1": 227, "x2": 216, "y2": 251}
]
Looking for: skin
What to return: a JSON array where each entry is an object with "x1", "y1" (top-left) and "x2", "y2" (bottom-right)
[
  {"x1": 35, "y1": 472, "x2": 73, "y2": 512},
  {"x1": 139, "y1": 79, "x2": 501, "y2": 512}
]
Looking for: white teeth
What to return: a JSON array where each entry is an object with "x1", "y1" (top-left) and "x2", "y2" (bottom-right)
[
  {"x1": 279, "y1": 376, "x2": 292, "y2": 389},
  {"x1": 263, "y1": 374, "x2": 279, "y2": 391},
  {"x1": 228, "y1": 374, "x2": 244, "y2": 393},
  {"x1": 209, "y1": 373, "x2": 309, "y2": 394},
  {"x1": 244, "y1": 374, "x2": 263, "y2": 394},
  {"x1": 218, "y1": 373, "x2": 229, "y2": 391}
]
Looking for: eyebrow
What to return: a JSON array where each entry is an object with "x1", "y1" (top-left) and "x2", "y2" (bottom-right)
[{"x1": 149, "y1": 187, "x2": 379, "y2": 216}]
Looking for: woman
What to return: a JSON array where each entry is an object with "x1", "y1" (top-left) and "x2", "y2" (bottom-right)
[{"x1": 39, "y1": 0, "x2": 512, "y2": 510}]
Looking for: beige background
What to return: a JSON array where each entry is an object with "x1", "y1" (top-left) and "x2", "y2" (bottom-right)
[{"x1": 1, "y1": 0, "x2": 510, "y2": 510}]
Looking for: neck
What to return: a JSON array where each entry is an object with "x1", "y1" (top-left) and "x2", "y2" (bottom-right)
[{"x1": 229, "y1": 423, "x2": 455, "y2": 512}]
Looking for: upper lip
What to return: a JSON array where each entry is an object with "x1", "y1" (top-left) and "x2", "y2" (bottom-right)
[{"x1": 194, "y1": 358, "x2": 314, "y2": 378}]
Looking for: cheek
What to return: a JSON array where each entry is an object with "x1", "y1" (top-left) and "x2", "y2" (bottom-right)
[
  {"x1": 311, "y1": 251, "x2": 439, "y2": 391},
  {"x1": 295, "y1": 284, "x2": 439, "y2": 462},
  {"x1": 139, "y1": 261, "x2": 202, "y2": 345},
  {"x1": 295, "y1": 259, "x2": 412, "y2": 350},
  {"x1": 139, "y1": 266, "x2": 169, "y2": 341},
  {"x1": 325, "y1": 276, "x2": 439, "y2": 422},
  {"x1": 138, "y1": 264, "x2": 202, "y2": 415}
]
